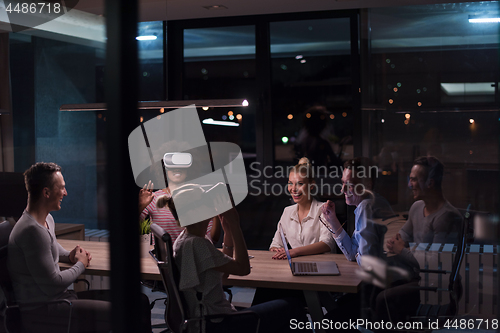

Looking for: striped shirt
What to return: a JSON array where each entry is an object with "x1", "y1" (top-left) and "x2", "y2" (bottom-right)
[{"x1": 140, "y1": 189, "x2": 214, "y2": 242}]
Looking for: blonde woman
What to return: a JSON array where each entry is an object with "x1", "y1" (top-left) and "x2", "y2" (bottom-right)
[{"x1": 269, "y1": 157, "x2": 334, "y2": 259}]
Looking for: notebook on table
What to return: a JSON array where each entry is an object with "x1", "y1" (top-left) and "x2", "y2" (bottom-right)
[{"x1": 279, "y1": 225, "x2": 340, "y2": 276}]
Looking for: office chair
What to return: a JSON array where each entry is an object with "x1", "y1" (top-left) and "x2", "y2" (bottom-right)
[
  {"x1": 0, "y1": 221, "x2": 13, "y2": 248},
  {"x1": 409, "y1": 205, "x2": 470, "y2": 327},
  {"x1": 149, "y1": 223, "x2": 260, "y2": 333},
  {"x1": 0, "y1": 220, "x2": 77, "y2": 333},
  {"x1": 357, "y1": 208, "x2": 470, "y2": 331}
]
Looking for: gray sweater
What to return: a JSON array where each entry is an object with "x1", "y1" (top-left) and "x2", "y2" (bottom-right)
[
  {"x1": 399, "y1": 200, "x2": 462, "y2": 245},
  {"x1": 8, "y1": 211, "x2": 85, "y2": 304}
]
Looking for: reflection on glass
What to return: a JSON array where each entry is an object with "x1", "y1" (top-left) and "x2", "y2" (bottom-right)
[
  {"x1": 369, "y1": 2, "x2": 499, "y2": 109},
  {"x1": 137, "y1": 21, "x2": 164, "y2": 101},
  {"x1": 183, "y1": 26, "x2": 256, "y2": 158},
  {"x1": 270, "y1": 18, "x2": 353, "y2": 168}
]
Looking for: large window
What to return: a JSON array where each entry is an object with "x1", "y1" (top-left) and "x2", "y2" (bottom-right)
[
  {"x1": 183, "y1": 26, "x2": 257, "y2": 157},
  {"x1": 270, "y1": 18, "x2": 354, "y2": 168},
  {"x1": 364, "y1": 1, "x2": 499, "y2": 212},
  {"x1": 137, "y1": 21, "x2": 164, "y2": 101},
  {"x1": 10, "y1": 29, "x2": 105, "y2": 228}
]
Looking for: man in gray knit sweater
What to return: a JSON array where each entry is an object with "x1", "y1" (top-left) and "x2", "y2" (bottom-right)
[
  {"x1": 8, "y1": 163, "x2": 120, "y2": 333},
  {"x1": 387, "y1": 156, "x2": 462, "y2": 254}
]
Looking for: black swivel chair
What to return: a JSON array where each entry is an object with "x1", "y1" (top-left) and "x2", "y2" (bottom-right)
[
  {"x1": 0, "y1": 220, "x2": 75, "y2": 333},
  {"x1": 410, "y1": 206, "x2": 471, "y2": 327},
  {"x1": 358, "y1": 207, "x2": 470, "y2": 332},
  {"x1": 149, "y1": 223, "x2": 260, "y2": 333},
  {"x1": 0, "y1": 221, "x2": 13, "y2": 248}
]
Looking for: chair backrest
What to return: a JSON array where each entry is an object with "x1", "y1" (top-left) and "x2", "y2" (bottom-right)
[
  {"x1": 0, "y1": 221, "x2": 14, "y2": 305},
  {"x1": 0, "y1": 220, "x2": 13, "y2": 249},
  {"x1": 0, "y1": 172, "x2": 27, "y2": 221},
  {"x1": 0, "y1": 246, "x2": 15, "y2": 305},
  {"x1": 447, "y1": 207, "x2": 471, "y2": 315},
  {"x1": 1, "y1": 244, "x2": 23, "y2": 333},
  {"x1": 150, "y1": 223, "x2": 186, "y2": 333}
]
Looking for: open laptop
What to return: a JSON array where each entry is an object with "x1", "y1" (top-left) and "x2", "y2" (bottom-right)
[{"x1": 279, "y1": 225, "x2": 340, "y2": 276}]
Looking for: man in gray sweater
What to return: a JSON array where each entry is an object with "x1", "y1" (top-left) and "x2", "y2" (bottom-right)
[
  {"x1": 8, "y1": 162, "x2": 151, "y2": 333},
  {"x1": 387, "y1": 156, "x2": 462, "y2": 253},
  {"x1": 7, "y1": 162, "x2": 113, "y2": 333}
]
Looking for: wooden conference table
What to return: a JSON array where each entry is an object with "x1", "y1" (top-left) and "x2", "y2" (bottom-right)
[
  {"x1": 55, "y1": 223, "x2": 85, "y2": 241},
  {"x1": 58, "y1": 239, "x2": 361, "y2": 332}
]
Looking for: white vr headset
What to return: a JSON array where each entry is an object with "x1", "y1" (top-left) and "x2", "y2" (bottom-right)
[{"x1": 163, "y1": 152, "x2": 192, "y2": 168}]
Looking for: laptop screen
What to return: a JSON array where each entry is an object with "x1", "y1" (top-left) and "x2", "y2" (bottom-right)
[{"x1": 279, "y1": 225, "x2": 293, "y2": 269}]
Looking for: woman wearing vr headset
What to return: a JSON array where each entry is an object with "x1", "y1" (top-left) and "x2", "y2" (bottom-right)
[
  {"x1": 156, "y1": 187, "x2": 308, "y2": 333},
  {"x1": 138, "y1": 166, "x2": 220, "y2": 243}
]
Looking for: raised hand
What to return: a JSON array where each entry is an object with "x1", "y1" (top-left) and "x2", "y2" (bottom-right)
[
  {"x1": 321, "y1": 200, "x2": 342, "y2": 232},
  {"x1": 321, "y1": 200, "x2": 336, "y2": 222},
  {"x1": 139, "y1": 180, "x2": 154, "y2": 212},
  {"x1": 220, "y1": 208, "x2": 239, "y2": 226}
]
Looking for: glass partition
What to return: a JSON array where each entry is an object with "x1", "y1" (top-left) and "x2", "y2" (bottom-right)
[
  {"x1": 365, "y1": 2, "x2": 499, "y2": 213},
  {"x1": 183, "y1": 26, "x2": 257, "y2": 158},
  {"x1": 270, "y1": 18, "x2": 353, "y2": 169},
  {"x1": 10, "y1": 16, "x2": 106, "y2": 228},
  {"x1": 137, "y1": 21, "x2": 164, "y2": 101}
]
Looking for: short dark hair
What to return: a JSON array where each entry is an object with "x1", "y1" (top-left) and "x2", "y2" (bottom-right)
[
  {"x1": 413, "y1": 156, "x2": 444, "y2": 189},
  {"x1": 24, "y1": 162, "x2": 61, "y2": 202},
  {"x1": 344, "y1": 157, "x2": 376, "y2": 187}
]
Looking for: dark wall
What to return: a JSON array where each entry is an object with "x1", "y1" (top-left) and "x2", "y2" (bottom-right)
[
  {"x1": 11, "y1": 37, "x2": 35, "y2": 173},
  {"x1": 32, "y1": 38, "x2": 99, "y2": 228}
]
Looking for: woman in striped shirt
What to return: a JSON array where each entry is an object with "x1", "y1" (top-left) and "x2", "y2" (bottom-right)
[{"x1": 139, "y1": 168, "x2": 220, "y2": 243}]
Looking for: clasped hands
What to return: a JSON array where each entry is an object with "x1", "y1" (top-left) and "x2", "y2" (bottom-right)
[
  {"x1": 386, "y1": 233, "x2": 407, "y2": 255},
  {"x1": 69, "y1": 245, "x2": 92, "y2": 267},
  {"x1": 270, "y1": 247, "x2": 297, "y2": 260},
  {"x1": 270, "y1": 200, "x2": 338, "y2": 260}
]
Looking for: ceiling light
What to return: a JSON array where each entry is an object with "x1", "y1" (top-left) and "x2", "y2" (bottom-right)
[
  {"x1": 202, "y1": 118, "x2": 239, "y2": 127},
  {"x1": 468, "y1": 15, "x2": 500, "y2": 23},
  {"x1": 136, "y1": 35, "x2": 157, "y2": 41},
  {"x1": 203, "y1": 5, "x2": 228, "y2": 10},
  {"x1": 441, "y1": 82, "x2": 495, "y2": 96},
  {"x1": 60, "y1": 99, "x2": 249, "y2": 111}
]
